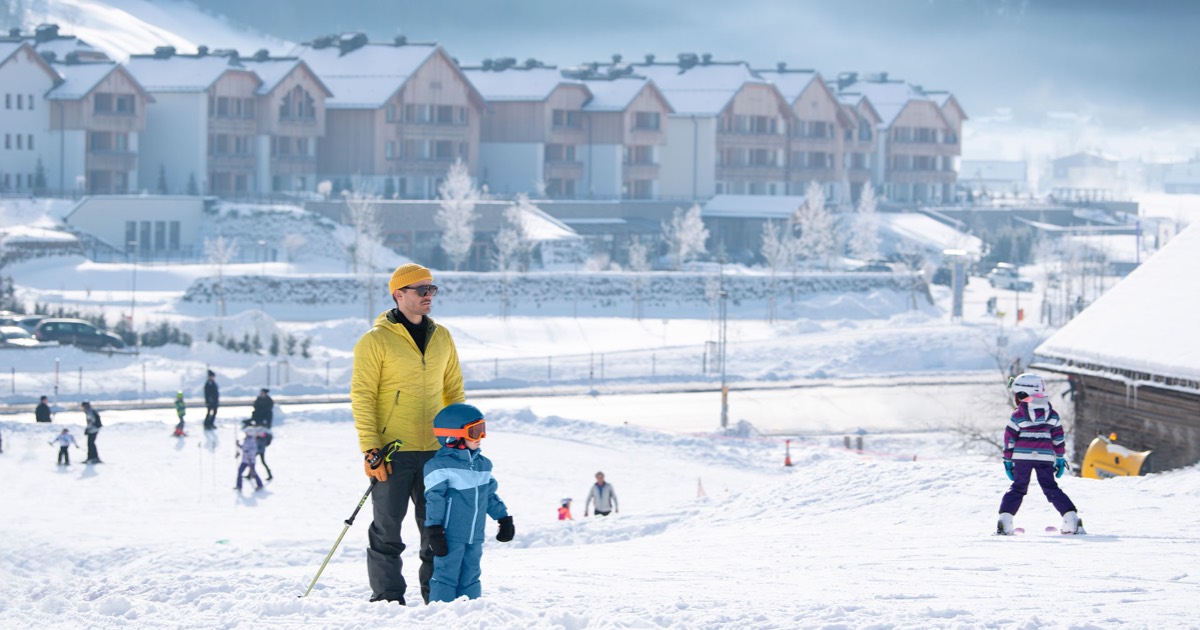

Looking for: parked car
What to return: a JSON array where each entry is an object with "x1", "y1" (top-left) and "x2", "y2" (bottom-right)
[
  {"x1": 987, "y1": 263, "x2": 1034, "y2": 291},
  {"x1": 33, "y1": 318, "x2": 126, "y2": 349},
  {"x1": 10, "y1": 314, "x2": 47, "y2": 334},
  {"x1": 854, "y1": 260, "x2": 895, "y2": 272},
  {"x1": 0, "y1": 325, "x2": 41, "y2": 348}
]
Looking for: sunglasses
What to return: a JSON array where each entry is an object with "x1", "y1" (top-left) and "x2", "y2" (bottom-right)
[
  {"x1": 400, "y1": 284, "x2": 438, "y2": 297},
  {"x1": 433, "y1": 419, "x2": 486, "y2": 442}
]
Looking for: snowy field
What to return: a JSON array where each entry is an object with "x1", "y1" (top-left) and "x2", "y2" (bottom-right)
[{"x1": 2, "y1": 405, "x2": 1199, "y2": 629}]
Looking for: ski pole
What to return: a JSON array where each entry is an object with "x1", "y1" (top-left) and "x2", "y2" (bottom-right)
[{"x1": 299, "y1": 478, "x2": 378, "y2": 598}]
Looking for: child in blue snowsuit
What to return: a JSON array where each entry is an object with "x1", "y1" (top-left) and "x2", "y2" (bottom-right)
[{"x1": 423, "y1": 403, "x2": 514, "y2": 603}]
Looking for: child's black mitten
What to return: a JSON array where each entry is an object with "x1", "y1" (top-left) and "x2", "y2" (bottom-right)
[
  {"x1": 427, "y1": 525, "x2": 449, "y2": 557},
  {"x1": 496, "y1": 516, "x2": 514, "y2": 542}
]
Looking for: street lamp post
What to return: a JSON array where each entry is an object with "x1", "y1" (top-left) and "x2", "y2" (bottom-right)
[
  {"x1": 128, "y1": 240, "x2": 137, "y2": 350},
  {"x1": 718, "y1": 261, "x2": 729, "y2": 431},
  {"x1": 257, "y1": 239, "x2": 267, "y2": 276}
]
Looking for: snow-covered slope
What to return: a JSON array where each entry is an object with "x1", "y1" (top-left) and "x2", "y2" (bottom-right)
[
  {"x1": 17, "y1": 0, "x2": 291, "y2": 59},
  {"x1": 1, "y1": 406, "x2": 1197, "y2": 628}
]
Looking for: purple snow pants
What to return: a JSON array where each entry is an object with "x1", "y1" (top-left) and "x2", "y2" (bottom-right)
[{"x1": 999, "y1": 460, "x2": 1077, "y2": 515}]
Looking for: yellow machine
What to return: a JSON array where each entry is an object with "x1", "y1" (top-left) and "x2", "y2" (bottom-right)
[{"x1": 1081, "y1": 433, "x2": 1153, "y2": 479}]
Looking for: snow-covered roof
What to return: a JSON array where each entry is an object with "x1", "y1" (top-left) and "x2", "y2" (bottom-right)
[
  {"x1": 878, "y1": 213, "x2": 983, "y2": 258},
  {"x1": 124, "y1": 54, "x2": 246, "y2": 92},
  {"x1": 837, "y1": 79, "x2": 932, "y2": 127},
  {"x1": 702, "y1": 195, "x2": 806, "y2": 220},
  {"x1": 46, "y1": 62, "x2": 118, "y2": 100},
  {"x1": 239, "y1": 58, "x2": 301, "y2": 95},
  {"x1": 579, "y1": 77, "x2": 649, "y2": 112},
  {"x1": 28, "y1": 36, "x2": 108, "y2": 61},
  {"x1": 292, "y1": 43, "x2": 438, "y2": 108},
  {"x1": 0, "y1": 41, "x2": 22, "y2": 64},
  {"x1": 463, "y1": 67, "x2": 578, "y2": 101},
  {"x1": 756, "y1": 69, "x2": 818, "y2": 103},
  {"x1": 634, "y1": 63, "x2": 764, "y2": 116},
  {"x1": 1036, "y1": 223, "x2": 1200, "y2": 382},
  {"x1": 0, "y1": 225, "x2": 79, "y2": 245},
  {"x1": 515, "y1": 203, "x2": 583, "y2": 242}
]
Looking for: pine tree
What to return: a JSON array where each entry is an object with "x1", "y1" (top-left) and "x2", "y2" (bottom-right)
[
  {"x1": 156, "y1": 163, "x2": 168, "y2": 194},
  {"x1": 300, "y1": 337, "x2": 312, "y2": 359},
  {"x1": 269, "y1": 333, "x2": 280, "y2": 357}
]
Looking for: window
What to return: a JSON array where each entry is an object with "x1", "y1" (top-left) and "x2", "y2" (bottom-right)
[
  {"x1": 169, "y1": 221, "x2": 181, "y2": 249},
  {"x1": 386, "y1": 105, "x2": 396, "y2": 122},
  {"x1": 544, "y1": 144, "x2": 576, "y2": 162},
  {"x1": 115, "y1": 94, "x2": 135, "y2": 114},
  {"x1": 546, "y1": 178, "x2": 576, "y2": 198},
  {"x1": 634, "y1": 111, "x2": 660, "y2": 130},
  {"x1": 552, "y1": 109, "x2": 581, "y2": 128},
  {"x1": 436, "y1": 105, "x2": 454, "y2": 124},
  {"x1": 154, "y1": 221, "x2": 166, "y2": 250},
  {"x1": 27, "y1": 135, "x2": 33, "y2": 150},
  {"x1": 434, "y1": 140, "x2": 454, "y2": 159},
  {"x1": 94, "y1": 93, "x2": 113, "y2": 113},
  {"x1": 125, "y1": 222, "x2": 137, "y2": 251},
  {"x1": 15, "y1": 135, "x2": 21, "y2": 150},
  {"x1": 216, "y1": 97, "x2": 230, "y2": 118},
  {"x1": 16, "y1": 94, "x2": 22, "y2": 110},
  {"x1": 28, "y1": 94, "x2": 33, "y2": 110},
  {"x1": 4, "y1": 94, "x2": 9, "y2": 109},
  {"x1": 386, "y1": 141, "x2": 396, "y2": 159},
  {"x1": 297, "y1": 137, "x2": 309, "y2": 155},
  {"x1": 4, "y1": 133, "x2": 10, "y2": 149},
  {"x1": 624, "y1": 145, "x2": 654, "y2": 164},
  {"x1": 140, "y1": 221, "x2": 152, "y2": 249}
]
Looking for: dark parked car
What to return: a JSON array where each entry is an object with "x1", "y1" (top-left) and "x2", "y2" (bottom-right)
[{"x1": 33, "y1": 318, "x2": 125, "y2": 349}]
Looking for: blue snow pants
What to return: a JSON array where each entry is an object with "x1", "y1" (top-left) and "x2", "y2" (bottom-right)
[
  {"x1": 999, "y1": 460, "x2": 1077, "y2": 515},
  {"x1": 429, "y1": 541, "x2": 483, "y2": 603}
]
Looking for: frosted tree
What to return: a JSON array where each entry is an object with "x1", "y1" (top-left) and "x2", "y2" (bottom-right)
[
  {"x1": 493, "y1": 194, "x2": 534, "y2": 272},
  {"x1": 795, "y1": 180, "x2": 838, "y2": 269},
  {"x1": 282, "y1": 233, "x2": 308, "y2": 263},
  {"x1": 204, "y1": 235, "x2": 239, "y2": 327},
  {"x1": 343, "y1": 176, "x2": 383, "y2": 322},
  {"x1": 847, "y1": 183, "x2": 879, "y2": 261},
  {"x1": 760, "y1": 219, "x2": 795, "y2": 321},
  {"x1": 662, "y1": 204, "x2": 709, "y2": 271},
  {"x1": 627, "y1": 236, "x2": 652, "y2": 320},
  {"x1": 435, "y1": 159, "x2": 479, "y2": 270}
]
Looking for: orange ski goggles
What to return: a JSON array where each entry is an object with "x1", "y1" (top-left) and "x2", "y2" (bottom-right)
[{"x1": 433, "y1": 419, "x2": 486, "y2": 441}]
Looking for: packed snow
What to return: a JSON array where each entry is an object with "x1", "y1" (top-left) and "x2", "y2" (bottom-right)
[{"x1": 3, "y1": 211, "x2": 1199, "y2": 628}]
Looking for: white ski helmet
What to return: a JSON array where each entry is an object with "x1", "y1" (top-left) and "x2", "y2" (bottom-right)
[{"x1": 1011, "y1": 372, "x2": 1046, "y2": 401}]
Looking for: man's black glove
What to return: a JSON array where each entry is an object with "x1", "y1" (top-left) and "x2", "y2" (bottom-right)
[
  {"x1": 427, "y1": 525, "x2": 449, "y2": 557},
  {"x1": 496, "y1": 516, "x2": 514, "y2": 542}
]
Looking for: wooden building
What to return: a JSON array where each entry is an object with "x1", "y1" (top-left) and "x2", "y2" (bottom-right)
[{"x1": 1035, "y1": 223, "x2": 1200, "y2": 471}]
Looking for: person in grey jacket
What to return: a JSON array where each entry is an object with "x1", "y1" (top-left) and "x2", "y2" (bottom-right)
[
  {"x1": 81, "y1": 401, "x2": 102, "y2": 464},
  {"x1": 585, "y1": 471, "x2": 619, "y2": 517}
]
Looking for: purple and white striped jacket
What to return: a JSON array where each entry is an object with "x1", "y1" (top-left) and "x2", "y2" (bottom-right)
[{"x1": 1003, "y1": 401, "x2": 1066, "y2": 463}]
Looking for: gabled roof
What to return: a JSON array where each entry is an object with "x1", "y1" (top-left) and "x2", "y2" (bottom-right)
[
  {"x1": 0, "y1": 41, "x2": 62, "y2": 85},
  {"x1": 239, "y1": 58, "x2": 332, "y2": 97},
  {"x1": 755, "y1": 68, "x2": 819, "y2": 103},
  {"x1": 632, "y1": 62, "x2": 774, "y2": 116},
  {"x1": 837, "y1": 92, "x2": 881, "y2": 123},
  {"x1": 124, "y1": 54, "x2": 257, "y2": 93},
  {"x1": 463, "y1": 66, "x2": 582, "y2": 102},
  {"x1": 1036, "y1": 223, "x2": 1200, "y2": 383},
  {"x1": 46, "y1": 61, "x2": 119, "y2": 99},
  {"x1": 294, "y1": 42, "x2": 482, "y2": 110},
  {"x1": 837, "y1": 78, "x2": 950, "y2": 128},
  {"x1": 581, "y1": 77, "x2": 672, "y2": 113}
]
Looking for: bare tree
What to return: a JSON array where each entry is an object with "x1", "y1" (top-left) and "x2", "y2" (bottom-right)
[
  {"x1": 760, "y1": 219, "x2": 794, "y2": 322},
  {"x1": 435, "y1": 158, "x2": 479, "y2": 270},
  {"x1": 343, "y1": 176, "x2": 383, "y2": 322},
  {"x1": 662, "y1": 204, "x2": 709, "y2": 270},
  {"x1": 627, "y1": 236, "x2": 651, "y2": 320},
  {"x1": 204, "y1": 235, "x2": 239, "y2": 329},
  {"x1": 847, "y1": 183, "x2": 879, "y2": 262}
]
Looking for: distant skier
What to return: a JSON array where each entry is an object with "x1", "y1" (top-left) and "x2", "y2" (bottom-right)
[
  {"x1": 81, "y1": 401, "x2": 102, "y2": 464},
  {"x1": 997, "y1": 372, "x2": 1085, "y2": 535},
  {"x1": 585, "y1": 471, "x2": 618, "y2": 517},
  {"x1": 255, "y1": 428, "x2": 273, "y2": 481},
  {"x1": 173, "y1": 391, "x2": 187, "y2": 437},
  {"x1": 203, "y1": 370, "x2": 219, "y2": 430},
  {"x1": 235, "y1": 428, "x2": 264, "y2": 491},
  {"x1": 49, "y1": 428, "x2": 79, "y2": 465},
  {"x1": 558, "y1": 498, "x2": 573, "y2": 521},
  {"x1": 35, "y1": 395, "x2": 52, "y2": 423},
  {"x1": 247, "y1": 388, "x2": 273, "y2": 428}
]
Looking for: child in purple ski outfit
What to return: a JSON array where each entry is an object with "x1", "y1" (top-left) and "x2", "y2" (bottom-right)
[
  {"x1": 996, "y1": 373, "x2": 1084, "y2": 535},
  {"x1": 235, "y1": 428, "x2": 264, "y2": 491}
]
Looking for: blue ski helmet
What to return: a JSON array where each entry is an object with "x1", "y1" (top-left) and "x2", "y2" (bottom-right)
[{"x1": 433, "y1": 403, "x2": 485, "y2": 447}]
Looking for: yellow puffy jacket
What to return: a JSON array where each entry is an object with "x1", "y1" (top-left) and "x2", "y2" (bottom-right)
[{"x1": 351, "y1": 311, "x2": 465, "y2": 452}]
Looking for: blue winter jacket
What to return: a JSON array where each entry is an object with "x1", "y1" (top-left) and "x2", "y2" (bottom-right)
[{"x1": 423, "y1": 446, "x2": 508, "y2": 544}]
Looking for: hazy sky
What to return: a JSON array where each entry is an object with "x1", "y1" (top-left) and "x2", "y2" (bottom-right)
[{"x1": 203, "y1": 0, "x2": 1199, "y2": 128}]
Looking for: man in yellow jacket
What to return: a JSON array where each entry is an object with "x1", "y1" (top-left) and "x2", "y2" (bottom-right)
[{"x1": 352, "y1": 262, "x2": 465, "y2": 605}]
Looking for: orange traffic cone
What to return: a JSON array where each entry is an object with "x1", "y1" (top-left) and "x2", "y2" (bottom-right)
[{"x1": 784, "y1": 439, "x2": 793, "y2": 467}]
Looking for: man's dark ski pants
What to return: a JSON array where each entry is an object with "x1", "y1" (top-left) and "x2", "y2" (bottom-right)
[{"x1": 367, "y1": 449, "x2": 436, "y2": 604}]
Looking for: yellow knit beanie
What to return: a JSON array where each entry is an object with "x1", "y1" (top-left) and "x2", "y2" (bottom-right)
[{"x1": 389, "y1": 263, "x2": 433, "y2": 294}]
